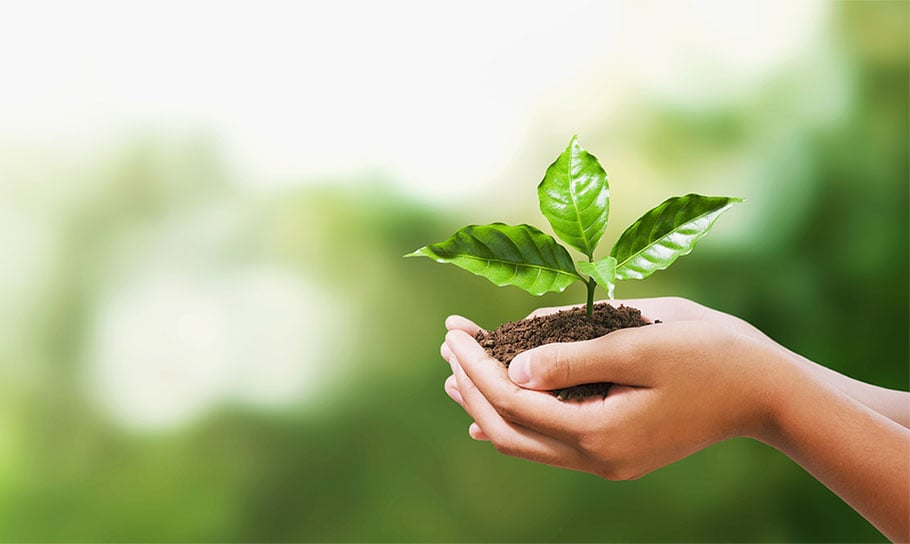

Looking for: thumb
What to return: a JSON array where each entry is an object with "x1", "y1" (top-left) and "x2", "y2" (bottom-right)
[{"x1": 507, "y1": 327, "x2": 655, "y2": 390}]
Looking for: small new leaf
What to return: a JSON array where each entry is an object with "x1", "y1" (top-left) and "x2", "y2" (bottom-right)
[
  {"x1": 406, "y1": 223, "x2": 582, "y2": 296},
  {"x1": 538, "y1": 135, "x2": 610, "y2": 259},
  {"x1": 577, "y1": 257, "x2": 618, "y2": 300},
  {"x1": 610, "y1": 194, "x2": 742, "y2": 281}
]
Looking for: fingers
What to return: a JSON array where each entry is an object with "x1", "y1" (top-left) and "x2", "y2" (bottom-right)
[
  {"x1": 441, "y1": 341, "x2": 455, "y2": 367},
  {"x1": 443, "y1": 305, "x2": 687, "y2": 396},
  {"x1": 444, "y1": 348, "x2": 490, "y2": 440},
  {"x1": 604, "y1": 297, "x2": 767, "y2": 341},
  {"x1": 507, "y1": 326, "x2": 660, "y2": 390},
  {"x1": 468, "y1": 422, "x2": 489, "y2": 440},
  {"x1": 444, "y1": 374, "x2": 463, "y2": 405},
  {"x1": 447, "y1": 375, "x2": 489, "y2": 440},
  {"x1": 443, "y1": 338, "x2": 490, "y2": 441},
  {"x1": 610, "y1": 297, "x2": 702, "y2": 323},
  {"x1": 445, "y1": 330, "x2": 581, "y2": 439},
  {"x1": 451, "y1": 353, "x2": 585, "y2": 468},
  {"x1": 445, "y1": 315, "x2": 483, "y2": 335}
]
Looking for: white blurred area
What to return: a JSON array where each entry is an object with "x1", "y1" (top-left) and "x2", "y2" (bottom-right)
[
  {"x1": 0, "y1": 0, "x2": 824, "y2": 201},
  {"x1": 0, "y1": 1, "x2": 831, "y2": 431},
  {"x1": 83, "y1": 203, "x2": 345, "y2": 430},
  {"x1": 87, "y1": 265, "x2": 340, "y2": 430}
]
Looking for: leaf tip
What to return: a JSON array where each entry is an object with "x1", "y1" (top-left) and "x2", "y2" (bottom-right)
[
  {"x1": 722, "y1": 196, "x2": 745, "y2": 211},
  {"x1": 403, "y1": 247, "x2": 428, "y2": 258},
  {"x1": 568, "y1": 134, "x2": 581, "y2": 150}
]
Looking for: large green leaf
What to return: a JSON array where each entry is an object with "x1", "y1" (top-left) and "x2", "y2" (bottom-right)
[
  {"x1": 405, "y1": 223, "x2": 582, "y2": 295},
  {"x1": 611, "y1": 194, "x2": 742, "y2": 280},
  {"x1": 577, "y1": 256, "x2": 617, "y2": 299},
  {"x1": 538, "y1": 135, "x2": 610, "y2": 259}
]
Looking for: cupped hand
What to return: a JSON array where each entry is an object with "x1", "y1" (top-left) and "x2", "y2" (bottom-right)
[{"x1": 439, "y1": 297, "x2": 799, "y2": 479}]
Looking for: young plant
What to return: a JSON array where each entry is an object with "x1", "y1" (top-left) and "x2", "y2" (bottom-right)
[{"x1": 406, "y1": 136, "x2": 741, "y2": 316}]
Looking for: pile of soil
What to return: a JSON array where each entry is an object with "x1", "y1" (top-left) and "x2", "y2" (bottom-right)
[{"x1": 475, "y1": 303, "x2": 650, "y2": 401}]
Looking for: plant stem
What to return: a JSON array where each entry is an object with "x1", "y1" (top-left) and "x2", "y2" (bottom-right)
[{"x1": 586, "y1": 277, "x2": 595, "y2": 316}]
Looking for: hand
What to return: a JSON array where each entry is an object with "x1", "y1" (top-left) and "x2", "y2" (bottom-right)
[
  {"x1": 491, "y1": 298, "x2": 910, "y2": 428},
  {"x1": 440, "y1": 297, "x2": 910, "y2": 541},
  {"x1": 440, "y1": 297, "x2": 797, "y2": 480}
]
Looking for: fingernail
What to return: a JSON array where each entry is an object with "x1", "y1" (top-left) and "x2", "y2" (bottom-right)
[
  {"x1": 468, "y1": 422, "x2": 484, "y2": 439},
  {"x1": 449, "y1": 386, "x2": 463, "y2": 405},
  {"x1": 509, "y1": 353, "x2": 531, "y2": 386}
]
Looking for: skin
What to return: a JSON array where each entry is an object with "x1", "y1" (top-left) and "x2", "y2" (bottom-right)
[{"x1": 440, "y1": 297, "x2": 910, "y2": 542}]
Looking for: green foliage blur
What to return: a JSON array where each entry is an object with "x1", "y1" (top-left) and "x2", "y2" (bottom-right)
[{"x1": 0, "y1": 3, "x2": 907, "y2": 542}]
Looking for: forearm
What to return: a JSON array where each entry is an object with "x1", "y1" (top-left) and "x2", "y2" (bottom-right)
[
  {"x1": 763, "y1": 362, "x2": 910, "y2": 542},
  {"x1": 793, "y1": 353, "x2": 910, "y2": 428}
]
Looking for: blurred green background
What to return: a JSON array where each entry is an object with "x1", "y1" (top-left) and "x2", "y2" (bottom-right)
[{"x1": 0, "y1": 1, "x2": 907, "y2": 542}]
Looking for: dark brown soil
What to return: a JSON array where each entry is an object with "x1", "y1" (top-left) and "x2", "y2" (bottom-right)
[{"x1": 475, "y1": 303, "x2": 650, "y2": 401}]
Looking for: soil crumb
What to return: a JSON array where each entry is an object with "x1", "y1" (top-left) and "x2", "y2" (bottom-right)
[{"x1": 475, "y1": 303, "x2": 649, "y2": 401}]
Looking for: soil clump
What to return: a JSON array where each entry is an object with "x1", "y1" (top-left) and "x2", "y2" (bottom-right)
[{"x1": 475, "y1": 303, "x2": 650, "y2": 401}]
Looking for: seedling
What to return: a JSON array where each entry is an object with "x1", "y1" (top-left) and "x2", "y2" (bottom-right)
[{"x1": 407, "y1": 136, "x2": 741, "y2": 316}]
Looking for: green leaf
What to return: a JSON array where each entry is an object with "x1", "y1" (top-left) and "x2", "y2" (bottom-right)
[
  {"x1": 577, "y1": 256, "x2": 617, "y2": 299},
  {"x1": 538, "y1": 135, "x2": 610, "y2": 259},
  {"x1": 610, "y1": 194, "x2": 742, "y2": 280},
  {"x1": 405, "y1": 223, "x2": 582, "y2": 295}
]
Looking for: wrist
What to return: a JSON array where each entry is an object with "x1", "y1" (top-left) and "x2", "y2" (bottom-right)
[{"x1": 743, "y1": 347, "x2": 811, "y2": 448}]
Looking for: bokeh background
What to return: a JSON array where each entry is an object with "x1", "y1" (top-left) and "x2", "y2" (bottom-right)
[{"x1": 0, "y1": 1, "x2": 907, "y2": 541}]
